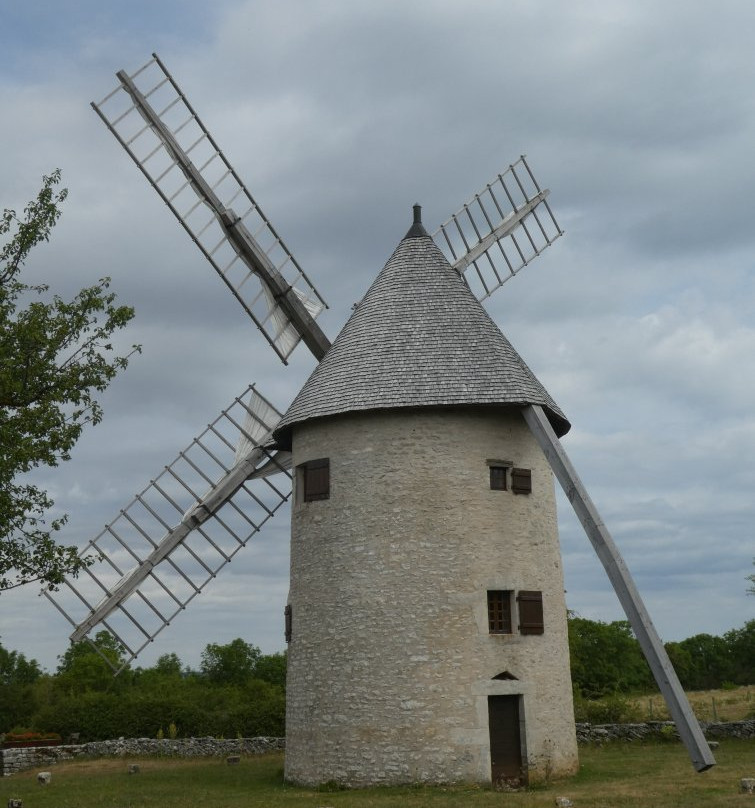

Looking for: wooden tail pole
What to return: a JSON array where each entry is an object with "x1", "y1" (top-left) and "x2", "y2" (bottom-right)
[{"x1": 523, "y1": 404, "x2": 716, "y2": 772}]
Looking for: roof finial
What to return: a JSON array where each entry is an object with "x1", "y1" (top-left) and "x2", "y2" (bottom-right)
[{"x1": 403, "y1": 202, "x2": 429, "y2": 239}]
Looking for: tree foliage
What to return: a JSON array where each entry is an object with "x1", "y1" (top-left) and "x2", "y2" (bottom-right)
[
  {"x1": 568, "y1": 616, "x2": 654, "y2": 698},
  {"x1": 665, "y1": 633, "x2": 732, "y2": 691},
  {"x1": 0, "y1": 641, "x2": 44, "y2": 731},
  {"x1": 568, "y1": 614, "x2": 755, "y2": 697},
  {"x1": 55, "y1": 631, "x2": 127, "y2": 694},
  {"x1": 2, "y1": 634, "x2": 286, "y2": 741},
  {"x1": 0, "y1": 643, "x2": 42, "y2": 686},
  {"x1": 0, "y1": 619, "x2": 752, "y2": 740},
  {"x1": 200, "y1": 638, "x2": 262, "y2": 686},
  {"x1": 724, "y1": 620, "x2": 755, "y2": 687},
  {"x1": 0, "y1": 171, "x2": 137, "y2": 591},
  {"x1": 252, "y1": 650, "x2": 287, "y2": 688}
]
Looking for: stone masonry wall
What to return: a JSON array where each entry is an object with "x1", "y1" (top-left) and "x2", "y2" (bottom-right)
[
  {"x1": 1, "y1": 737, "x2": 284, "y2": 776},
  {"x1": 285, "y1": 407, "x2": 577, "y2": 787}
]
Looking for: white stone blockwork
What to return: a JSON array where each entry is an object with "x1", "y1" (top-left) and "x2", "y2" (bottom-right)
[{"x1": 285, "y1": 406, "x2": 578, "y2": 786}]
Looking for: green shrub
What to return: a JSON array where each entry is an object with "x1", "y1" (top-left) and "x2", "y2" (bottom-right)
[
  {"x1": 658, "y1": 724, "x2": 678, "y2": 742},
  {"x1": 575, "y1": 691, "x2": 641, "y2": 724}
]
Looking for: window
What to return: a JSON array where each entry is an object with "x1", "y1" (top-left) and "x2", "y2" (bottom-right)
[
  {"x1": 516, "y1": 590, "x2": 544, "y2": 635},
  {"x1": 487, "y1": 590, "x2": 513, "y2": 634},
  {"x1": 511, "y1": 468, "x2": 532, "y2": 495},
  {"x1": 284, "y1": 604, "x2": 292, "y2": 643},
  {"x1": 490, "y1": 466, "x2": 508, "y2": 490},
  {"x1": 487, "y1": 459, "x2": 512, "y2": 491},
  {"x1": 299, "y1": 458, "x2": 329, "y2": 502}
]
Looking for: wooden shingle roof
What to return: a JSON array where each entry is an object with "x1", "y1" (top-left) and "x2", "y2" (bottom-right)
[{"x1": 273, "y1": 217, "x2": 569, "y2": 448}]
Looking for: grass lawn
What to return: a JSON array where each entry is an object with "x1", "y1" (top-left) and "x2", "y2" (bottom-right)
[{"x1": 2, "y1": 740, "x2": 753, "y2": 807}]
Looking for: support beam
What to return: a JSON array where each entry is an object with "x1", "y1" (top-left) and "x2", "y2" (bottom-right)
[{"x1": 523, "y1": 404, "x2": 716, "y2": 773}]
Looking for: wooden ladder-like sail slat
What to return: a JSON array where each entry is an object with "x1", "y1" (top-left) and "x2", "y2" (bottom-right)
[
  {"x1": 433, "y1": 156, "x2": 563, "y2": 302},
  {"x1": 92, "y1": 53, "x2": 330, "y2": 364},
  {"x1": 44, "y1": 385, "x2": 291, "y2": 673}
]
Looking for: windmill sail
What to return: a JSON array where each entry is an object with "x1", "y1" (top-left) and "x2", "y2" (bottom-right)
[
  {"x1": 91, "y1": 53, "x2": 330, "y2": 363},
  {"x1": 45, "y1": 385, "x2": 291, "y2": 673},
  {"x1": 523, "y1": 404, "x2": 716, "y2": 772},
  {"x1": 433, "y1": 156, "x2": 563, "y2": 301}
]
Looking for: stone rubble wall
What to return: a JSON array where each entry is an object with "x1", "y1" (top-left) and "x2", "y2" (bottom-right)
[
  {"x1": 576, "y1": 719, "x2": 755, "y2": 743},
  {"x1": 2, "y1": 722, "x2": 753, "y2": 777},
  {"x1": 1, "y1": 737, "x2": 285, "y2": 777}
]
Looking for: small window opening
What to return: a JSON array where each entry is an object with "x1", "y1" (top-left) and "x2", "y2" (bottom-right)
[
  {"x1": 487, "y1": 459, "x2": 512, "y2": 491},
  {"x1": 300, "y1": 458, "x2": 329, "y2": 502},
  {"x1": 487, "y1": 590, "x2": 513, "y2": 634},
  {"x1": 490, "y1": 466, "x2": 508, "y2": 490},
  {"x1": 517, "y1": 590, "x2": 544, "y2": 635}
]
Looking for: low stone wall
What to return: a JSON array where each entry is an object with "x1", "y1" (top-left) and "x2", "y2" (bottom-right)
[
  {"x1": 1, "y1": 737, "x2": 285, "y2": 777},
  {"x1": 3, "y1": 723, "x2": 753, "y2": 777},
  {"x1": 576, "y1": 719, "x2": 755, "y2": 744}
]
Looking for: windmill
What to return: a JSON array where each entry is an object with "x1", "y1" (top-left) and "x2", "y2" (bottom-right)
[{"x1": 46, "y1": 53, "x2": 715, "y2": 785}]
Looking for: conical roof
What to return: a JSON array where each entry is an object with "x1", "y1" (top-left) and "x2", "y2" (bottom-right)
[{"x1": 273, "y1": 212, "x2": 569, "y2": 449}]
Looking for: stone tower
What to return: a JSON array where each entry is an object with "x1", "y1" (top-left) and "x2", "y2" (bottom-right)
[{"x1": 273, "y1": 211, "x2": 577, "y2": 788}]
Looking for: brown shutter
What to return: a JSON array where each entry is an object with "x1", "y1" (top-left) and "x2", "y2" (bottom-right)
[
  {"x1": 284, "y1": 604, "x2": 292, "y2": 643},
  {"x1": 517, "y1": 590, "x2": 544, "y2": 635},
  {"x1": 304, "y1": 458, "x2": 329, "y2": 501},
  {"x1": 511, "y1": 468, "x2": 532, "y2": 495}
]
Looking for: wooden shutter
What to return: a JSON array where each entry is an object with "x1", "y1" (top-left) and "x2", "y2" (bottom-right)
[
  {"x1": 511, "y1": 468, "x2": 532, "y2": 495},
  {"x1": 517, "y1": 590, "x2": 544, "y2": 635},
  {"x1": 284, "y1": 604, "x2": 292, "y2": 643},
  {"x1": 487, "y1": 590, "x2": 513, "y2": 634},
  {"x1": 303, "y1": 458, "x2": 329, "y2": 501}
]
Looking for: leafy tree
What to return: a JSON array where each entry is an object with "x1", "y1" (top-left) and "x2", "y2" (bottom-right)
[
  {"x1": 664, "y1": 640, "x2": 694, "y2": 688},
  {"x1": 672, "y1": 632, "x2": 732, "y2": 690},
  {"x1": 254, "y1": 651, "x2": 287, "y2": 689},
  {"x1": 0, "y1": 171, "x2": 137, "y2": 591},
  {"x1": 152, "y1": 652, "x2": 183, "y2": 676},
  {"x1": 133, "y1": 652, "x2": 185, "y2": 693},
  {"x1": 200, "y1": 638, "x2": 261, "y2": 686},
  {"x1": 723, "y1": 620, "x2": 755, "y2": 686},
  {"x1": 0, "y1": 641, "x2": 42, "y2": 685},
  {"x1": 0, "y1": 641, "x2": 44, "y2": 731},
  {"x1": 55, "y1": 630, "x2": 126, "y2": 693},
  {"x1": 568, "y1": 615, "x2": 653, "y2": 697}
]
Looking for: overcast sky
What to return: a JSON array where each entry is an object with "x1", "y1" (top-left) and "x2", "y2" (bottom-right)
[{"x1": 1, "y1": 0, "x2": 753, "y2": 672}]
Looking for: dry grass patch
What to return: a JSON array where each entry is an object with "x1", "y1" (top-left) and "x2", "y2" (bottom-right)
[{"x1": 631, "y1": 686, "x2": 753, "y2": 723}]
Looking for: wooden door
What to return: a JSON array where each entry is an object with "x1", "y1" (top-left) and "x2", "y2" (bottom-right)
[{"x1": 488, "y1": 695, "x2": 525, "y2": 787}]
